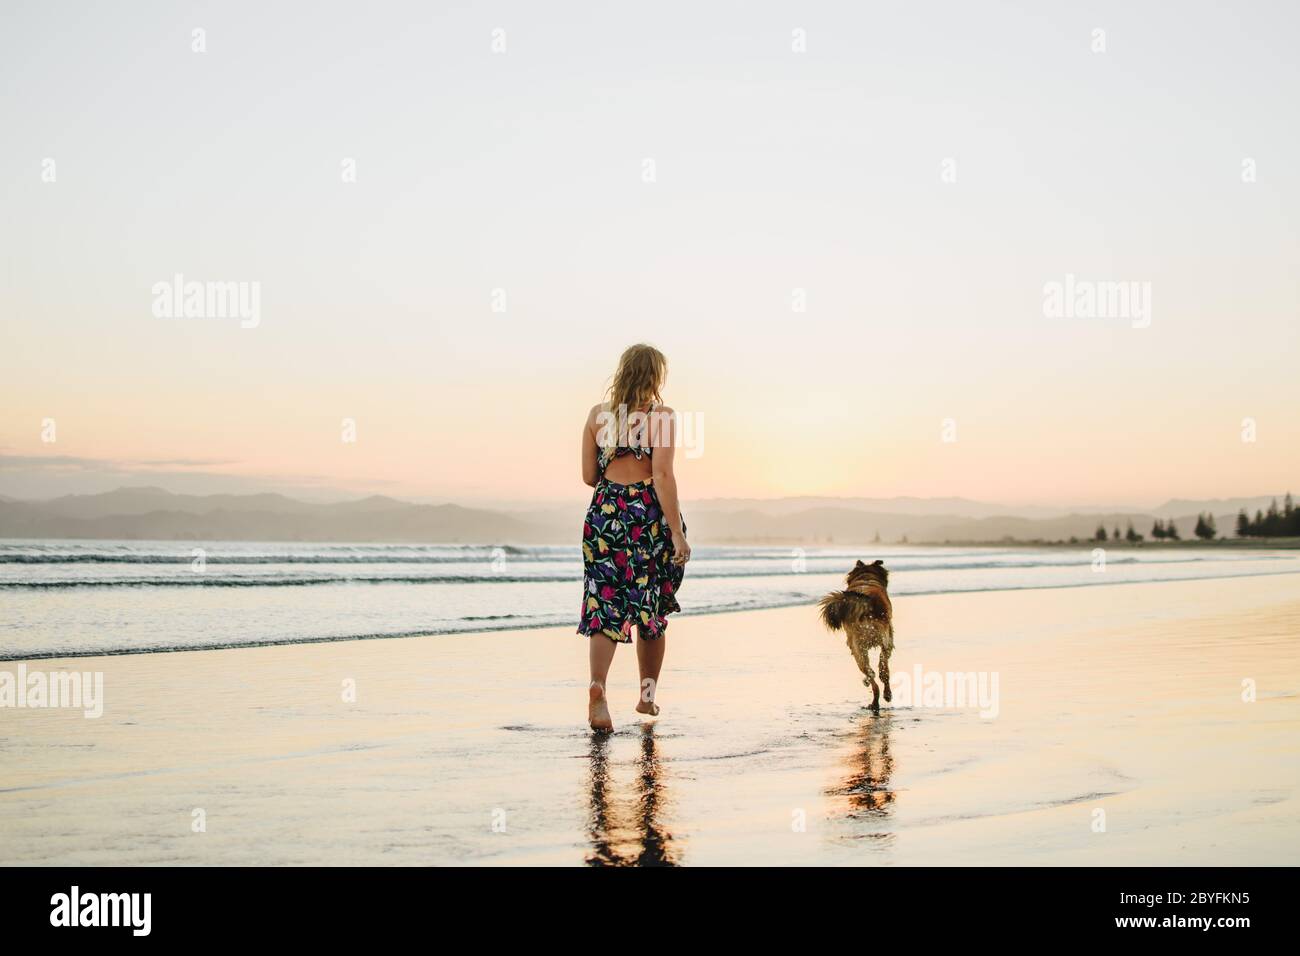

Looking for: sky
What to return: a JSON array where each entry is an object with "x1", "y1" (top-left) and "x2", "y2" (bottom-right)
[{"x1": 2, "y1": 1, "x2": 1298, "y2": 509}]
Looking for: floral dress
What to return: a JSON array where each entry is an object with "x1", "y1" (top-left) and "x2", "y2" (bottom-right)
[{"x1": 578, "y1": 430, "x2": 686, "y2": 643}]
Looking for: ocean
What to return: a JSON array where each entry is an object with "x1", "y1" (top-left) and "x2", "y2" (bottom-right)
[{"x1": 2, "y1": 539, "x2": 1297, "y2": 659}]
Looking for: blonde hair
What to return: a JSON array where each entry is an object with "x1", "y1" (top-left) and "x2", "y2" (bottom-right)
[{"x1": 603, "y1": 343, "x2": 667, "y2": 451}]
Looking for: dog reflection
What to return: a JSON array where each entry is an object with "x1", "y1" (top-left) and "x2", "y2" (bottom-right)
[
  {"x1": 826, "y1": 713, "x2": 896, "y2": 817},
  {"x1": 585, "y1": 724, "x2": 679, "y2": 866}
]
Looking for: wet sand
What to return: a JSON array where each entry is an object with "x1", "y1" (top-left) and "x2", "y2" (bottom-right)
[{"x1": 2, "y1": 574, "x2": 1298, "y2": 865}]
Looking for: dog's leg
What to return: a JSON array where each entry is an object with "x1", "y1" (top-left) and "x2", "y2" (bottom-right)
[
  {"x1": 878, "y1": 645, "x2": 892, "y2": 704},
  {"x1": 861, "y1": 661, "x2": 880, "y2": 714}
]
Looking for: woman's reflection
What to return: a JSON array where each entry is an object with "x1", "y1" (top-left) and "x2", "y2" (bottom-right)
[{"x1": 585, "y1": 723, "x2": 679, "y2": 866}]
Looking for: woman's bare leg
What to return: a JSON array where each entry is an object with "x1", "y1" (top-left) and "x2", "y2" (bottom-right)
[
  {"x1": 588, "y1": 636, "x2": 617, "y2": 730},
  {"x1": 635, "y1": 631, "x2": 665, "y2": 715}
]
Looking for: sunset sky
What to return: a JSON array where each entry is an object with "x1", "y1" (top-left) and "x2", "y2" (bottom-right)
[{"x1": 2, "y1": 2, "x2": 1297, "y2": 508}]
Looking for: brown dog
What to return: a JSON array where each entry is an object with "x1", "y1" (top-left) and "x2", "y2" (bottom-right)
[{"x1": 818, "y1": 559, "x2": 894, "y2": 713}]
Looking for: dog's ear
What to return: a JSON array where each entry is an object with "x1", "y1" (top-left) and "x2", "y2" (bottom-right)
[
  {"x1": 854, "y1": 559, "x2": 866, "y2": 569},
  {"x1": 872, "y1": 559, "x2": 883, "y2": 566}
]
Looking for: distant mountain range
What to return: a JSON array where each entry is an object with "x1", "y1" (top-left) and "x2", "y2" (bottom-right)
[
  {"x1": 689, "y1": 494, "x2": 1288, "y2": 522},
  {"x1": 0, "y1": 487, "x2": 553, "y2": 543},
  {"x1": 0, "y1": 486, "x2": 1291, "y2": 545}
]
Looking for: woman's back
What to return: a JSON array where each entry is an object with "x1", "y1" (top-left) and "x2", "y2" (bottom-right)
[{"x1": 595, "y1": 402, "x2": 656, "y2": 485}]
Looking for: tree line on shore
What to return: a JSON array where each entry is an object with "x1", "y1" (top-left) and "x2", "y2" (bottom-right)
[
  {"x1": 1090, "y1": 493, "x2": 1297, "y2": 542},
  {"x1": 1236, "y1": 493, "x2": 1299, "y2": 537},
  {"x1": 1091, "y1": 515, "x2": 1217, "y2": 542}
]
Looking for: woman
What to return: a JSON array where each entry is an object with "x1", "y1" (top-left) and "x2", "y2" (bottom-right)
[{"x1": 579, "y1": 344, "x2": 690, "y2": 731}]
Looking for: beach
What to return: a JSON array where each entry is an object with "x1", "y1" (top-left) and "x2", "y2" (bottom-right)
[{"x1": 2, "y1": 573, "x2": 1298, "y2": 866}]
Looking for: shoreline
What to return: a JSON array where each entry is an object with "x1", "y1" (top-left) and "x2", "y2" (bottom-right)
[
  {"x1": 3, "y1": 574, "x2": 1298, "y2": 865},
  {"x1": 4, "y1": 535, "x2": 1299, "y2": 549},
  {"x1": 5, "y1": 566, "x2": 1300, "y2": 663}
]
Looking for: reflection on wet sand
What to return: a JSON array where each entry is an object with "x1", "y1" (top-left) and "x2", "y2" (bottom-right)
[
  {"x1": 826, "y1": 713, "x2": 896, "y2": 822},
  {"x1": 585, "y1": 724, "x2": 679, "y2": 866}
]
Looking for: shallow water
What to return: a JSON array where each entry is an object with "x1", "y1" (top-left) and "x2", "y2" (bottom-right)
[
  {"x1": 3, "y1": 576, "x2": 1297, "y2": 865},
  {"x1": 3, "y1": 539, "x2": 1297, "y2": 658}
]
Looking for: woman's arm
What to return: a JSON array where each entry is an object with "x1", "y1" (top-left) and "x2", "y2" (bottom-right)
[
  {"x1": 581, "y1": 404, "x2": 600, "y2": 487},
  {"x1": 650, "y1": 407, "x2": 690, "y2": 565}
]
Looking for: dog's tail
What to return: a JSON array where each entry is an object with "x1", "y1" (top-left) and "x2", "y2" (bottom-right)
[
  {"x1": 819, "y1": 590, "x2": 856, "y2": 631},
  {"x1": 818, "y1": 590, "x2": 888, "y2": 631}
]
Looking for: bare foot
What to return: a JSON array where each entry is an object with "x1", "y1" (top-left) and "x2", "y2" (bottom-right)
[
  {"x1": 635, "y1": 699, "x2": 660, "y2": 717},
  {"x1": 589, "y1": 682, "x2": 613, "y2": 731}
]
